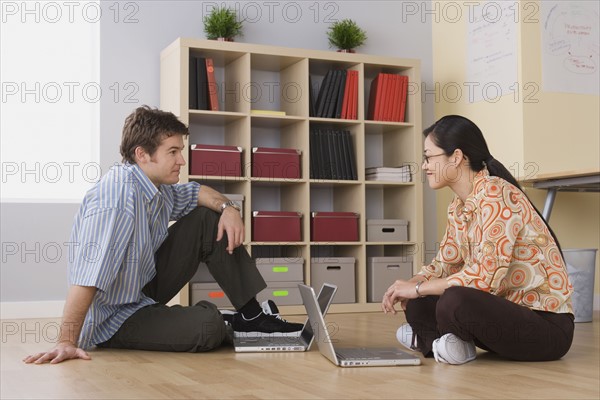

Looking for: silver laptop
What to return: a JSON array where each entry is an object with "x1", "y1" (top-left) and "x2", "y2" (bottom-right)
[
  {"x1": 234, "y1": 283, "x2": 338, "y2": 353},
  {"x1": 298, "y1": 284, "x2": 421, "y2": 367}
]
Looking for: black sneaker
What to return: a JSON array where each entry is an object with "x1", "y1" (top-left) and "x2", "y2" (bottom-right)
[
  {"x1": 261, "y1": 300, "x2": 282, "y2": 317},
  {"x1": 232, "y1": 302, "x2": 303, "y2": 338},
  {"x1": 220, "y1": 309, "x2": 236, "y2": 326}
]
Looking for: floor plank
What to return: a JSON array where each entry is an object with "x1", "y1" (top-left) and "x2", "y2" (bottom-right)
[{"x1": 2, "y1": 312, "x2": 598, "y2": 399}]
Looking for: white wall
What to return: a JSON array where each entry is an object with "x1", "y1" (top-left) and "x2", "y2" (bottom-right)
[{"x1": 1, "y1": 1, "x2": 435, "y2": 316}]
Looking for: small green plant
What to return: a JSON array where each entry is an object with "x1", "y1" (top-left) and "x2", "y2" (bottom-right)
[
  {"x1": 203, "y1": 7, "x2": 243, "y2": 40},
  {"x1": 327, "y1": 19, "x2": 367, "y2": 51}
]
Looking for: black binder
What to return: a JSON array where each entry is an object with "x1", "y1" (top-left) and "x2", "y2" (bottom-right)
[
  {"x1": 335, "y1": 70, "x2": 347, "y2": 119},
  {"x1": 197, "y1": 57, "x2": 208, "y2": 110},
  {"x1": 336, "y1": 130, "x2": 349, "y2": 180},
  {"x1": 343, "y1": 131, "x2": 358, "y2": 180},
  {"x1": 316, "y1": 70, "x2": 333, "y2": 118},
  {"x1": 326, "y1": 130, "x2": 337, "y2": 180},
  {"x1": 189, "y1": 56, "x2": 198, "y2": 110},
  {"x1": 319, "y1": 129, "x2": 331, "y2": 179},
  {"x1": 325, "y1": 70, "x2": 341, "y2": 118},
  {"x1": 309, "y1": 75, "x2": 317, "y2": 118},
  {"x1": 309, "y1": 128, "x2": 317, "y2": 179}
]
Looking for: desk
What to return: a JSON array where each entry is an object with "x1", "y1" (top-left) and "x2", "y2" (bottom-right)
[{"x1": 522, "y1": 168, "x2": 600, "y2": 221}]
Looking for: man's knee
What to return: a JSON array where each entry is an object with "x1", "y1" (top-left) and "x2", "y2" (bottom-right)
[
  {"x1": 189, "y1": 301, "x2": 227, "y2": 352},
  {"x1": 183, "y1": 206, "x2": 219, "y2": 224}
]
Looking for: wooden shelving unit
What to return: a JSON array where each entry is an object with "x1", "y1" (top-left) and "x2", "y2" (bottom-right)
[{"x1": 160, "y1": 38, "x2": 423, "y2": 314}]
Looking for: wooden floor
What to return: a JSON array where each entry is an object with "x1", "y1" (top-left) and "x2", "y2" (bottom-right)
[{"x1": 2, "y1": 312, "x2": 599, "y2": 399}]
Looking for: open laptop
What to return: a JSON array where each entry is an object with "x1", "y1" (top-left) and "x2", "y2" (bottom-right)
[
  {"x1": 298, "y1": 284, "x2": 421, "y2": 367},
  {"x1": 234, "y1": 283, "x2": 338, "y2": 353}
]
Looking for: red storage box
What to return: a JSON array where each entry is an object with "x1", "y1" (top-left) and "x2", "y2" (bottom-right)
[
  {"x1": 252, "y1": 147, "x2": 301, "y2": 179},
  {"x1": 253, "y1": 211, "x2": 302, "y2": 242},
  {"x1": 311, "y1": 212, "x2": 359, "y2": 242},
  {"x1": 190, "y1": 144, "x2": 242, "y2": 177}
]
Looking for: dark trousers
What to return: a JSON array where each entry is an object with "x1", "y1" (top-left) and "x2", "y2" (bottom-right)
[
  {"x1": 405, "y1": 286, "x2": 574, "y2": 361},
  {"x1": 98, "y1": 207, "x2": 267, "y2": 352}
]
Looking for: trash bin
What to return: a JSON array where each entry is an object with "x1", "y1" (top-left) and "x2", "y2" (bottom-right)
[{"x1": 563, "y1": 249, "x2": 598, "y2": 323}]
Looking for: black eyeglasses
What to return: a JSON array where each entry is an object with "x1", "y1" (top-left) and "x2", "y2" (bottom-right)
[{"x1": 422, "y1": 152, "x2": 446, "y2": 164}]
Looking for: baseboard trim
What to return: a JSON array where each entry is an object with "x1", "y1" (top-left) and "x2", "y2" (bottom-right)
[
  {"x1": 1, "y1": 301, "x2": 65, "y2": 319},
  {"x1": 1, "y1": 296, "x2": 599, "y2": 320}
]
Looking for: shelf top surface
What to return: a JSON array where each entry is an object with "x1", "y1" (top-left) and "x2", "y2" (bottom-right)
[{"x1": 166, "y1": 38, "x2": 420, "y2": 68}]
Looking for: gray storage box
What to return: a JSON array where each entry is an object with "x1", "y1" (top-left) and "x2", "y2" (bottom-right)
[
  {"x1": 191, "y1": 282, "x2": 232, "y2": 308},
  {"x1": 256, "y1": 258, "x2": 304, "y2": 282},
  {"x1": 367, "y1": 257, "x2": 413, "y2": 302},
  {"x1": 191, "y1": 262, "x2": 214, "y2": 283},
  {"x1": 367, "y1": 219, "x2": 408, "y2": 242},
  {"x1": 310, "y1": 257, "x2": 356, "y2": 303},
  {"x1": 257, "y1": 282, "x2": 303, "y2": 305}
]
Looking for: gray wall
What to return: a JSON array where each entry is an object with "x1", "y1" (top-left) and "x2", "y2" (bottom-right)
[{"x1": 1, "y1": 1, "x2": 436, "y2": 303}]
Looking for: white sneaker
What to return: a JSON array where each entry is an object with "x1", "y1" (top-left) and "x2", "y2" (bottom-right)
[
  {"x1": 432, "y1": 333, "x2": 476, "y2": 365},
  {"x1": 396, "y1": 323, "x2": 419, "y2": 351}
]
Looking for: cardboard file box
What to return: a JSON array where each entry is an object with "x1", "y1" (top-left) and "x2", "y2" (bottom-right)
[
  {"x1": 367, "y1": 219, "x2": 408, "y2": 242},
  {"x1": 257, "y1": 282, "x2": 303, "y2": 306},
  {"x1": 256, "y1": 258, "x2": 304, "y2": 282},
  {"x1": 190, "y1": 282, "x2": 232, "y2": 308},
  {"x1": 190, "y1": 144, "x2": 242, "y2": 177},
  {"x1": 310, "y1": 257, "x2": 356, "y2": 303},
  {"x1": 311, "y1": 212, "x2": 359, "y2": 242},
  {"x1": 367, "y1": 257, "x2": 413, "y2": 302},
  {"x1": 252, "y1": 211, "x2": 302, "y2": 242},
  {"x1": 252, "y1": 147, "x2": 301, "y2": 179}
]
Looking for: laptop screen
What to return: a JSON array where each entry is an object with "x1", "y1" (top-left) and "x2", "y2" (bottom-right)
[{"x1": 300, "y1": 283, "x2": 337, "y2": 343}]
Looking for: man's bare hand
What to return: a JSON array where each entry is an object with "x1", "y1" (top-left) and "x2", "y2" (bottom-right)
[
  {"x1": 23, "y1": 342, "x2": 91, "y2": 365},
  {"x1": 217, "y1": 207, "x2": 245, "y2": 254}
]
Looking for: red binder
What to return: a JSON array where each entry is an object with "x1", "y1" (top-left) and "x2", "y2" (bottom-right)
[
  {"x1": 205, "y1": 58, "x2": 219, "y2": 111},
  {"x1": 399, "y1": 75, "x2": 408, "y2": 122},
  {"x1": 340, "y1": 70, "x2": 352, "y2": 119},
  {"x1": 350, "y1": 70, "x2": 358, "y2": 120},
  {"x1": 369, "y1": 74, "x2": 383, "y2": 120},
  {"x1": 391, "y1": 74, "x2": 401, "y2": 122}
]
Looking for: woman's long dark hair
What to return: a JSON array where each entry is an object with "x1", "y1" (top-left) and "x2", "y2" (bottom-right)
[{"x1": 424, "y1": 115, "x2": 563, "y2": 254}]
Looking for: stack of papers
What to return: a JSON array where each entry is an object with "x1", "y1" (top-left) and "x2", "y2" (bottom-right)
[{"x1": 365, "y1": 165, "x2": 412, "y2": 182}]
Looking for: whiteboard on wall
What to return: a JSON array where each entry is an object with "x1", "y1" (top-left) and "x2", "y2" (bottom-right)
[
  {"x1": 0, "y1": 1, "x2": 100, "y2": 203},
  {"x1": 541, "y1": 1, "x2": 600, "y2": 95},
  {"x1": 466, "y1": 0, "x2": 519, "y2": 103}
]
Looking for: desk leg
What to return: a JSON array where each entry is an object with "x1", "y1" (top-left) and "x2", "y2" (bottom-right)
[{"x1": 542, "y1": 188, "x2": 557, "y2": 221}]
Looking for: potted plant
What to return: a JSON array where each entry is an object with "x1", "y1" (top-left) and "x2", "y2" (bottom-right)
[
  {"x1": 203, "y1": 7, "x2": 243, "y2": 41},
  {"x1": 327, "y1": 19, "x2": 367, "y2": 53}
]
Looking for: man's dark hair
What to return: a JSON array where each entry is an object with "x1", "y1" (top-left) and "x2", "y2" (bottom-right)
[{"x1": 120, "y1": 106, "x2": 188, "y2": 164}]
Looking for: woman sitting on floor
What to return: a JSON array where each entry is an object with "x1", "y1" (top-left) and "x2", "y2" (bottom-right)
[{"x1": 382, "y1": 115, "x2": 574, "y2": 365}]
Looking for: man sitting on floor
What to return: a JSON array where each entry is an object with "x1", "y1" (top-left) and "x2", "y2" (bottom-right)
[{"x1": 24, "y1": 106, "x2": 302, "y2": 364}]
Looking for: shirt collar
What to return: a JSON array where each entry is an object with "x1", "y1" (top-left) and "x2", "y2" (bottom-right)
[
  {"x1": 451, "y1": 168, "x2": 489, "y2": 222},
  {"x1": 127, "y1": 163, "x2": 159, "y2": 202}
]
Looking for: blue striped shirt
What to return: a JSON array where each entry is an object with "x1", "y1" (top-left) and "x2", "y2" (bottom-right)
[{"x1": 68, "y1": 163, "x2": 200, "y2": 349}]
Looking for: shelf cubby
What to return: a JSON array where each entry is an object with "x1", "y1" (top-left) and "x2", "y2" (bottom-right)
[{"x1": 161, "y1": 38, "x2": 422, "y2": 313}]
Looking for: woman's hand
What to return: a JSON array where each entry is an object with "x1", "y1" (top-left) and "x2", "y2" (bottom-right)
[{"x1": 381, "y1": 279, "x2": 419, "y2": 315}]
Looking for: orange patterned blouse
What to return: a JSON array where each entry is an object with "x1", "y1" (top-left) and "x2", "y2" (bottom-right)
[{"x1": 418, "y1": 169, "x2": 573, "y2": 314}]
